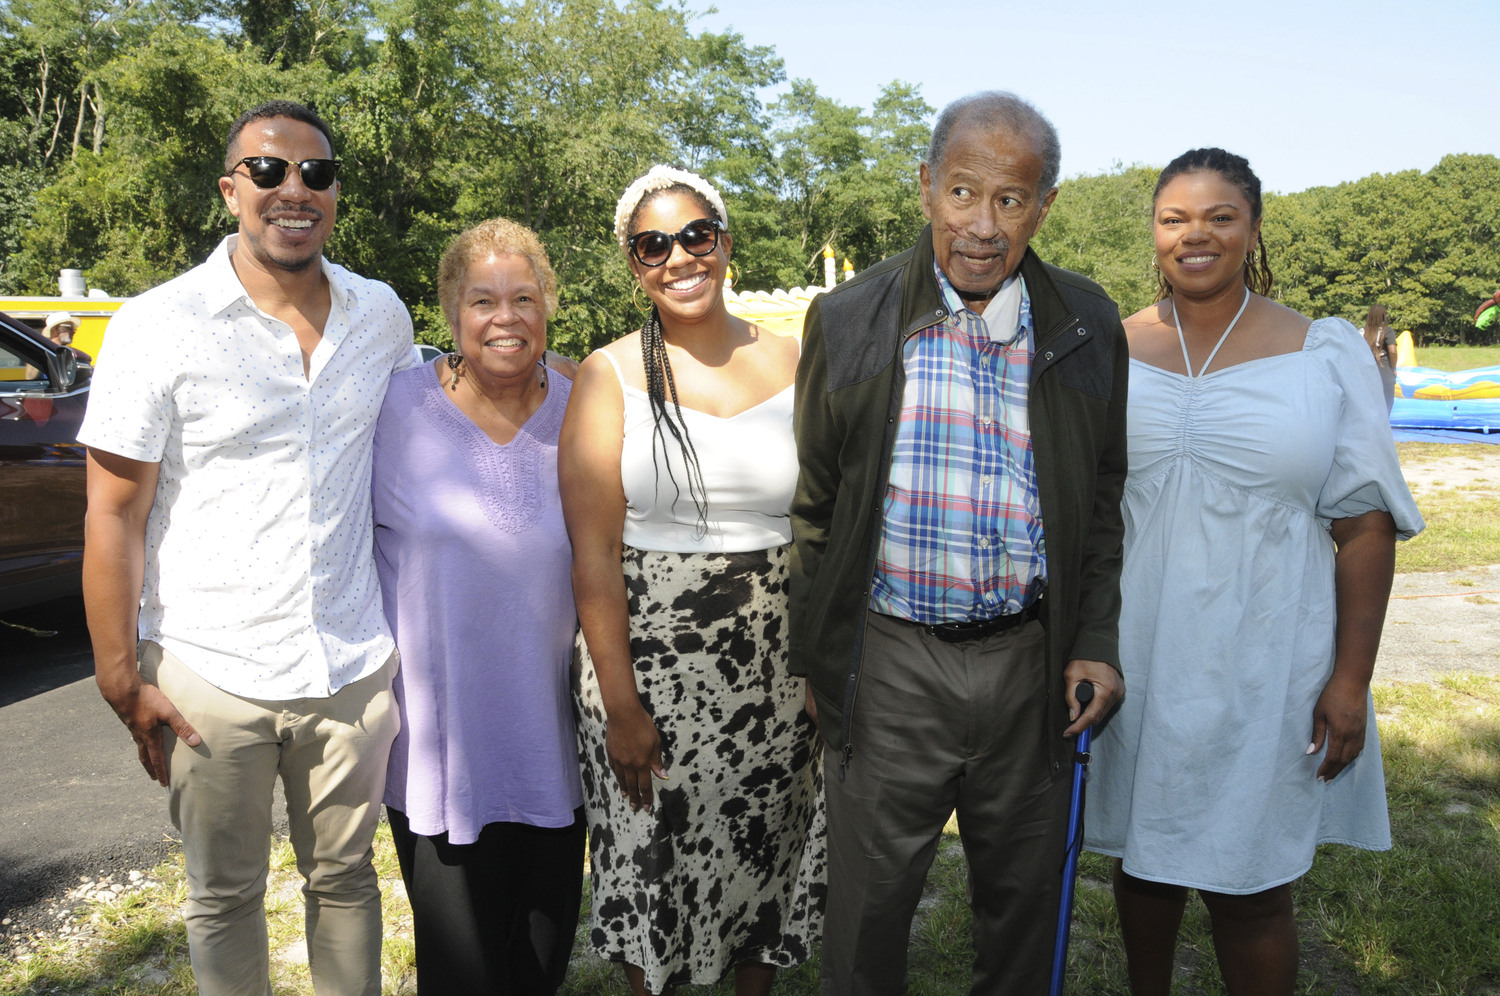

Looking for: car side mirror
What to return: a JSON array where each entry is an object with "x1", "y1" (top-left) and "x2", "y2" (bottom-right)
[{"x1": 46, "y1": 345, "x2": 76, "y2": 392}]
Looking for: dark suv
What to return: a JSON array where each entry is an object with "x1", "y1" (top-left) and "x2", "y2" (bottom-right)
[{"x1": 0, "y1": 310, "x2": 89, "y2": 611}]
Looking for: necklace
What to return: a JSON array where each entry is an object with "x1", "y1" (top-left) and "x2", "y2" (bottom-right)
[
  {"x1": 1173, "y1": 287, "x2": 1251, "y2": 378},
  {"x1": 447, "y1": 354, "x2": 548, "y2": 394}
]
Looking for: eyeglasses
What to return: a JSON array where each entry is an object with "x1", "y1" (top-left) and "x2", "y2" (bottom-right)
[
  {"x1": 627, "y1": 218, "x2": 725, "y2": 267},
  {"x1": 224, "y1": 157, "x2": 342, "y2": 191}
]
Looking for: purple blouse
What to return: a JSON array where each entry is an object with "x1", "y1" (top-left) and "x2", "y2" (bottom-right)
[{"x1": 374, "y1": 363, "x2": 581, "y2": 843}]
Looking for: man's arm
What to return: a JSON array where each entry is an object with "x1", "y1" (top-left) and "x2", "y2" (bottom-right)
[
  {"x1": 83, "y1": 448, "x2": 199, "y2": 786},
  {"x1": 788, "y1": 299, "x2": 839, "y2": 680},
  {"x1": 1062, "y1": 314, "x2": 1131, "y2": 733}
]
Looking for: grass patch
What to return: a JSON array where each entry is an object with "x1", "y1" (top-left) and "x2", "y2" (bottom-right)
[
  {"x1": 1393, "y1": 441, "x2": 1491, "y2": 465},
  {"x1": 5, "y1": 680, "x2": 1497, "y2": 995},
  {"x1": 1392, "y1": 442, "x2": 1500, "y2": 573},
  {"x1": 1409, "y1": 345, "x2": 1500, "y2": 371},
  {"x1": 1394, "y1": 489, "x2": 1500, "y2": 573}
]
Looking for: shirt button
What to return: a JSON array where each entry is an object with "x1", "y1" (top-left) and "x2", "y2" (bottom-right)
[
  {"x1": 982, "y1": 476, "x2": 991, "y2": 485},
  {"x1": 979, "y1": 538, "x2": 990, "y2": 548},
  {"x1": 1044, "y1": 351, "x2": 1055, "y2": 360}
]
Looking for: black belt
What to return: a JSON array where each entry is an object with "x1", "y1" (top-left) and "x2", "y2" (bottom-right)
[{"x1": 922, "y1": 598, "x2": 1044, "y2": 643}]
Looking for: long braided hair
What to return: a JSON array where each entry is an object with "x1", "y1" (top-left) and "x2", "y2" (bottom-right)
[
  {"x1": 1152, "y1": 148, "x2": 1275, "y2": 302},
  {"x1": 627, "y1": 182, "x2": 724, "y2": 537}
]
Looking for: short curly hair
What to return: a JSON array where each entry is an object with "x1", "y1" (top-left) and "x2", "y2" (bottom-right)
[{"x1": 436, "y1": 218, "x2": 560, "y2": 329}]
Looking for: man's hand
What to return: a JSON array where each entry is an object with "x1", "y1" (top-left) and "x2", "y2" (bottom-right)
[
  {"x1": 1063, "y1": 658, "x2": 1122, "y2": 737},
  {"x1": 96, "y1": 667, "x2": 200, "y2": 787}
]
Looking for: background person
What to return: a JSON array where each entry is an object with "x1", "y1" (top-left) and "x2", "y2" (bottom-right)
[
  {"x1": 1475, "y1": 289, "x2": 1500, "y2": 331},
  {"x1": 1363, "y1": 303, "x2": 1399, "y2": 410},
  {"x1": 1085, "y1": 148, "x2": 1424, "y2": 996},
  {"x1": 44, "y1": 311, "x2": 90, "y2": 361},
  {"x1": 790, "y1": 91, "x2": 1127, "y2": 995},
  {"x1": 80, "y1": 100, "x2": 411, "y2": 996},
  {"x1": 23, "y1": 311, "x2": 90, "y2": 379},
  {"x1": 561, "y1": 164, "x2": 824, "y2": 996},
  {"x1": 374, "y1": 217, "x2": 583, "y2": 994}
]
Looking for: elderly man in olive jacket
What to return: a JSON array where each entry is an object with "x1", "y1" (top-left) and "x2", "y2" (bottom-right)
[{"x1": 790, "y1": 90, "x2": 1128, "y2": 996}]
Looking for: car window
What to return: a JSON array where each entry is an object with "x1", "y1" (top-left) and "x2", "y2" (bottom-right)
[{"x1": 0, "y1": 338, "x2": 47, "y2": 387}]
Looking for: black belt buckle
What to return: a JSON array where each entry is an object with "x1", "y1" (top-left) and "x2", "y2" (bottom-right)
[{"x1": 924, "y1": 598, "x2": 1042, "y2": 644}]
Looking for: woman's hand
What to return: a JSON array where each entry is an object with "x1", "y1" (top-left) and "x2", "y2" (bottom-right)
[
  {"x1": 1310, "y1": 672, "x2": 1368, "y2": 782},
  {"x1": 605, "y1": 703, "x2": 668, "y2": 812}
]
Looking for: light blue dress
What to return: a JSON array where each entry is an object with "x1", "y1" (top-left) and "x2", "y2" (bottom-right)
[{"x1": 1086, "y1": 317, "x2": 1424, "y2": 894}]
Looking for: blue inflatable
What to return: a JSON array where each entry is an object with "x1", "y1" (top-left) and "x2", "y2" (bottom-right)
[
  {"x1": 1390, "y1": 396, "x2": 1500, "y2": 433},
  {"x1": 1389, "y1": 364, "x2": 1500, "y2": 435}
]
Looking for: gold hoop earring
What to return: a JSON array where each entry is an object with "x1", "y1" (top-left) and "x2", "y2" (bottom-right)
[
  {"x1": 447, "y1": 352, "x2": 463, "y2": 392},
  {"x1": 1150, "y1": 256, "x2": 1160, "y2": 271},
  {"x1": 632, "y1": 283, "x2": 652, "y2": 315}
]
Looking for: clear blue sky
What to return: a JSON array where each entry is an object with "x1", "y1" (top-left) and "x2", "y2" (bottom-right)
[{"x1": 689, "y1": 0, "x2": 1499, "y2": 194}]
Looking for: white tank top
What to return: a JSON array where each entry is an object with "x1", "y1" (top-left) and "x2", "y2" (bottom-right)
[{"x1": 598, "y1": 348, "x2": 797, "y2": 554}]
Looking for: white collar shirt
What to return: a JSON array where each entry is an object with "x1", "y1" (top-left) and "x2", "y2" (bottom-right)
[{"x1": 79, "y1": 235, "x2": 415, "y2": 698}]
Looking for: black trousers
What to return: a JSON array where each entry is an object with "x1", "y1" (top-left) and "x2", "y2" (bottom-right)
[{"x1": 387, "y1": 806, "x2": 586, "y2": 995}]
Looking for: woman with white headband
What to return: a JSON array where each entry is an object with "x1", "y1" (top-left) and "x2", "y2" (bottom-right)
[{"x1": 561, "y1": 165, "x2": 825, "y2": 995}]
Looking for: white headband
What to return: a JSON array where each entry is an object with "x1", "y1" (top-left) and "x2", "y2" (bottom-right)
[{"x1": 613, "y1": 165, "x2": 728, "y2": 251}]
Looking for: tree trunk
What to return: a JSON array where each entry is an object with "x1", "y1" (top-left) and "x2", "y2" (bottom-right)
[
  {"x1": 70, "y1": 82, "x2": 86, "y2": 157},
  {"x1": 26, "y1": 46, "x2": 51, "y2": 152},
  {"x1": 90, "y1": 84, "x2": 104, "y2": 154}
]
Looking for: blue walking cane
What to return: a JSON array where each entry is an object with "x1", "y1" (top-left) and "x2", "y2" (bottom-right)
[{"x1": 1049, "y1": 681, "x2": 1095, "y2": 996}]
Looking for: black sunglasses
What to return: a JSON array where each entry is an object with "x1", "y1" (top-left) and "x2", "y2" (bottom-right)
[
  {"x1": 225, "y1": 156, "x2": 342, "y2": 191},
  {"x1": 628, "y1": 218, "x2": 725, "y2": 267}
]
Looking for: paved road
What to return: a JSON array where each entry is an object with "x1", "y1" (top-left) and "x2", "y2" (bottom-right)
[
  {"x1": 0, "y1": 596, "x2": 181, "y2": 936},
  {"x1": 0, "y1": 596, "x2": 288, "y2": 942}
]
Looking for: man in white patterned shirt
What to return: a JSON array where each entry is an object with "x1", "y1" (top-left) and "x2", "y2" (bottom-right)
[{"x1": 81, "y1": 100, "x2": 412, "y2": 996}]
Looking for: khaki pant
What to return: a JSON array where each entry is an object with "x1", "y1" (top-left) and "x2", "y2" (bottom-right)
[
  {"x1": 820, "y1": 612, "x2": 1070, "y2": 996},
  {"x1": 139, "y1": 643, "x2": 400, "y2": 996}
]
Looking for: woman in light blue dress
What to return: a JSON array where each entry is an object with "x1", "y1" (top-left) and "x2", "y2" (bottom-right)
[{"x1": 1085, "y1": 148, "x2": 1423, "y2": 996}]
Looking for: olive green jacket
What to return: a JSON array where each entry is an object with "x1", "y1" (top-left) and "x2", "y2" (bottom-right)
[{"x1": 789, "y1": 227, "x2": 1129, "y2": 774}]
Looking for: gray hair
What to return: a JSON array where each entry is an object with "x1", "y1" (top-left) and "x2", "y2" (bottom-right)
[{"x1": 925, "y1": 91, "x2": 1061, "y2": 194}]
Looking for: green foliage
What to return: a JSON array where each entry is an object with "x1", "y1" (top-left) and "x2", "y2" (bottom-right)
[
  {"x1": 0, "y1": 0, "x2": 1496, "y2": 358},
  {"x1": 8, "y1": 21, "x2": 327, "y2": 295},
  {"x1": 1031, "y1": 164, "x2": 1158, "y2": 316},
  {"x1": 1264, "y1": 155, "x2": 1500, "y2": 346},
  {"x1": 731, "y1": 79, "x2": 931, "y2": 292}
]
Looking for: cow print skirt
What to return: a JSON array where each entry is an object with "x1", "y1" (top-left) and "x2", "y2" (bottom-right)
[{"x1": 572, "y1": 544, "x2": 826, "y2": 992}]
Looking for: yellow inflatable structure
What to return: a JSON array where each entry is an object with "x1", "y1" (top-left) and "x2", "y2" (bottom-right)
[{"x1": 723, "y1": 286, "x2": 824, "y2": 337}]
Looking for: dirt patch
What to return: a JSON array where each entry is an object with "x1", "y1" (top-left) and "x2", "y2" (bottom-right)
[
  {"x1": 1377, "y1": 564, "x2": 1500, "y2": 684},
  {"x1": 1380, "y1": 450, "x2": 1500, "y2": 683},
  {"x1": 1400, "y1": 449, "x2": 1500, "y2": 499}
]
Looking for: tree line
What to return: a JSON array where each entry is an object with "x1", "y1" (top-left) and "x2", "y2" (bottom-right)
[{"x1": 2, "y1": 0, "x2": 1495, "y2": 354}]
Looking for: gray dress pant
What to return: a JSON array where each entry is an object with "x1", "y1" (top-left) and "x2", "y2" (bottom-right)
[{"x1": 820, "y1": 611, "x2": 1070, "y2": 996}]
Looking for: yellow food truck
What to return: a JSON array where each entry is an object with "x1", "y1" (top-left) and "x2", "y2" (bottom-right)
[{"x1": 0, "y1": 293, "x2": 129, "y2": 361}]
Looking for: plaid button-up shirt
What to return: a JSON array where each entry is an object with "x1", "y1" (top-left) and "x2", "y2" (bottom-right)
[{"x1": 869, "y1": 263, "x2": 1047, "y2": 624}]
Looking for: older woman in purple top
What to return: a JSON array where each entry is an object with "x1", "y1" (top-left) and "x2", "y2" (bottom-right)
[{"x1": 373, "y1": 217, "x2": 583, "y2": 995}]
